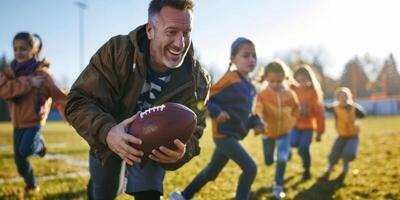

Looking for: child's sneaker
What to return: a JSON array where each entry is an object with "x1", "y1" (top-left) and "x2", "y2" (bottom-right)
[
  {"x1": 24, "y1": 185, "x2": 40, "y2": 193},
  {"x1": 169, "y1": 191, "x2": 187, "y2": 200},
  {"x1": 273, "y1": 184, "x2": 286, "y2": 199},
  {"x1": 37, "y1": 136, "x2": 47, "y2": 158}
]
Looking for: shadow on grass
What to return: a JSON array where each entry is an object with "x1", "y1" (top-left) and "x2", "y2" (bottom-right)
[
  {"x1": 293, "y1": 172, "x2": 346, "y2": 200},
  {"x1": 251, "y1": 186, "x2": 272, "y2": 200},
  {"x1": 42, "y1": 189, "x2": 87, "y2": 200},
  {"x1": 250, "y1": 175, "x2": 295, "y2": 200}
]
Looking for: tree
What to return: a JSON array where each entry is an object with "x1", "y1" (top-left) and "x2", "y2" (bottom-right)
[
  {"x1": 0, "y1": 54, "x2": 9, "y2": 73},
  {"x1": 370, "y1": 54, "x2": 400, "y2": 97},
  {"x1": 0, "y1": 54, "x2": 10, "y2": 121},
  {"x1": 340, "y1": 57, "x2": 370, "y2": 98},
  {"x1": 274, "y1": 46, "x2": 337, "y2": 99}
]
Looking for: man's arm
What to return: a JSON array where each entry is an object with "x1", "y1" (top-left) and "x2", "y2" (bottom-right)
[
  {"x1": 65, "y1": 37, "x2": 143, "y2": 164},
  {"x1": 65, "y1": 38, "x2": 119, "y2": 148}
]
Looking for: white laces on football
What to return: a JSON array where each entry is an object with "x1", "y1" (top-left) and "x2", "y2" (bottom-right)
[{"x1": 140, "y1": 104, "x2": 166, "y2": 118}]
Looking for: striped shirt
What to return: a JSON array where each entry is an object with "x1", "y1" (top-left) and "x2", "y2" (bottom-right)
[{"x1": 137, "y1": 67, "x2": 171, "y2": 111}]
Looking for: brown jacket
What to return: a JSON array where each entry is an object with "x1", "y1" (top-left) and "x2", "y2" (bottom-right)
[
  {"x1": 0, "y1": 61, "x2": 67, "y2": 128},
  {"x1": 65, "y1": 25, "x2": 211, "y2": 170}
]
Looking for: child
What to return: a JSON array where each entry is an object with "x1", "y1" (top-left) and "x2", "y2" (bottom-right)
[
  {"x1": 255, "y1": 60, "x2": 299, "y2": 199},
  {"x1": 169, "y1": 37, "x2": 264, "y2": 200},
  {"x1": 325, "y1": 87, "x2": 366, "y2": 175},
  {"x1": 0, "y1": 32, "x2": 67, "y2": 192},
  {"x1": 290, "y1": 64, "x2": 325, "y2": 180}
]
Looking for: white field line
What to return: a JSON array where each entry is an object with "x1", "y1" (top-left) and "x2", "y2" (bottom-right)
[
  {"x1": 0, "y1": 149, "x2": 90, "y2": 184},
  {"x1": 0, "y1": 171, "x2": 89, "y2": 184}
]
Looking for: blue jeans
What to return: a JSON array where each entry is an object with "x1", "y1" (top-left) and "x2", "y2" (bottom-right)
[
  {"x1": 182, "y1": 137, "x2": 257, "y2": 200},
  {"x1": 88, "y1": 149, "x2": 165, "y2": 200},
  {"x1": 126, "y1": 160, "x2": 165, "y2": 194},
  {"x1": 290, "y1": 128, "x2": 313, "y2": 171},
  {"x1": 262, "y1": 134, "x2": 290, "y2": 186},
  {"x1": 13, "y1": 125, "x2": 43, "y2": 187},
  {"x1": 328, "y1": 136, "x2": 359, "y2": 165},
  {"x1": 88, "y1": 148, "x2": 125, "y2": 200}
]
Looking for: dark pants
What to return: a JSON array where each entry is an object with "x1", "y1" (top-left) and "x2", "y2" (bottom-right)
[
  {"x1": 262, "y1": 134, "x2": 290, "y2": 186},
  {"x1": 290, "y1": 128, "x2": 313, "y2": 171},
  {"x1": 328, "y1": 136, "x2": 359, "y2": 165},
  {"x1": 88, "y1": 148, "x2": 125, "y2": 200},
  {"x1": 13, "y1": 125, "x2": 43, "y2": 187},
  {"x1": 88, "y1": 149, "x2": 162, "y2": 200},
  {"x1": 182, "y1": 137, "x2": 257, "y2": 200}
]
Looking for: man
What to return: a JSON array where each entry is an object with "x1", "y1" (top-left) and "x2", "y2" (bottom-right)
[{"x1": 65, "y1": 0, "x2": 210, "y2": 199}]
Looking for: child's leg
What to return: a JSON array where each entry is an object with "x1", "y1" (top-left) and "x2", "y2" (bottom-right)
[
  {"x1": 262, "y1": 137, "x2": 275, "y2": 166},
  {"x1": 298, "y1": 129, "x2": 313, "y2": 172},
  {"x1": 328, "y1": 137, "x2": 346, "y2": 168},
  {"x1": 341, "y1": 136, "x2": 359, "y2": 172},
  {"x1": 13, "y1": 126, "x2": 42, "y2": 188},
  {"x1": 214, "y1": 137, "x2": 257, "y2": 200},
  {"x1": 290, "y1": 128, "x2": 301, "y2": 147},
  {"x1": 182, "y1": 142, "x2": 229, "y2": 199},
  {"x1": 275, "y1": 134, "x2": 291, "y2": 186}
]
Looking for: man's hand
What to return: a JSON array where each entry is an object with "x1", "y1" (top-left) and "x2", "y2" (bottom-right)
[
  {"x1": 216, "y1": 111, "x2": 230, "y2": 123},
  {"x1": 106, "y1": 113, "x2": 144, "y2": 165},
  {"x1": 149, "y1": 139, "x2": 186, "y2": 163},
  {"x1": 316, "y1": 134, "x2": 322, "y2": 142}
]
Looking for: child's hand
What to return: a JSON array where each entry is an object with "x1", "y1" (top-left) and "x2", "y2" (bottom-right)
[
  {"x1": 254, "y1": 126, "x2": 264, "y2": 135},
  {"x1": 216, "y1": 111, "x2": 230, "y2": 123},
  {"x1": 316, "y1": 134, "x2": 322, "y2": 142}
]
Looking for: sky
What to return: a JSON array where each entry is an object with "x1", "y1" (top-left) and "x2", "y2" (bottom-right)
[{"x1": 1, "y1": 0, "x2": 399, "y2": 87}]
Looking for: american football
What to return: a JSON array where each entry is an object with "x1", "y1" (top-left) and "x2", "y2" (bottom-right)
[{"x1": 127, "y1": 103, "x2": 197, "y2": 159}]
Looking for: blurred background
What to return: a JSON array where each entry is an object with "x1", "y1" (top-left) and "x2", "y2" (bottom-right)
[{"x1": 1, "y1": 1, "x2": 400, "y2": 199}]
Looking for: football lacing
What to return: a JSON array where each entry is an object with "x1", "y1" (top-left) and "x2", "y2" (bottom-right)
[{"x1": 140, "y1": 104, "x2": 166, "y2": 118}]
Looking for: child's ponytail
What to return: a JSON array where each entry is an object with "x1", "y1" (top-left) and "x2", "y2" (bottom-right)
[{"x1": 32, "y1": 33, "x2": 43, "y2": 55}]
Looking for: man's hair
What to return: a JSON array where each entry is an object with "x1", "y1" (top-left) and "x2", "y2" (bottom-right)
[{"x1": 148, "y1": 0, "x2": 194, "y2": 22}]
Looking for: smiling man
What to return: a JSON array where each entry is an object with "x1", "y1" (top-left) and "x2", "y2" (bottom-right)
[{"x1": 65, "y1": 0, "x2": 210, "y2": 199}]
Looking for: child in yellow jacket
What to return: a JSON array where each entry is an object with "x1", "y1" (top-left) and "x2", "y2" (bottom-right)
[
  {"x1": 325, "y1": 87, "x2": 366, "y2": 176},
  {"x1": 255, "y1": 60, "x2": 299, "y2": 199}
]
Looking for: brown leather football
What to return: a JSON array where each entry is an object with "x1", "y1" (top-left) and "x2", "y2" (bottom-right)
[{"x1": 127, "y1": 103, "x2": 197, "y2": 160}]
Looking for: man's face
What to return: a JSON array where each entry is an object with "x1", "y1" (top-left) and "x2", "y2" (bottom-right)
[{"x1": 147, "y1": 6, "x2": 193, "y2": 72}]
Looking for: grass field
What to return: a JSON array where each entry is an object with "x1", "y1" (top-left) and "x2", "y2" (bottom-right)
[{"x1": 1, "y1": 116, "x2": 400, "y2": 200}]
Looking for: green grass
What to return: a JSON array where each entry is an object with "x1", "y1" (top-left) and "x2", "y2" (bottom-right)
[{"x1": 1, "y1": 116, "x2": 400, "y2": 200}]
